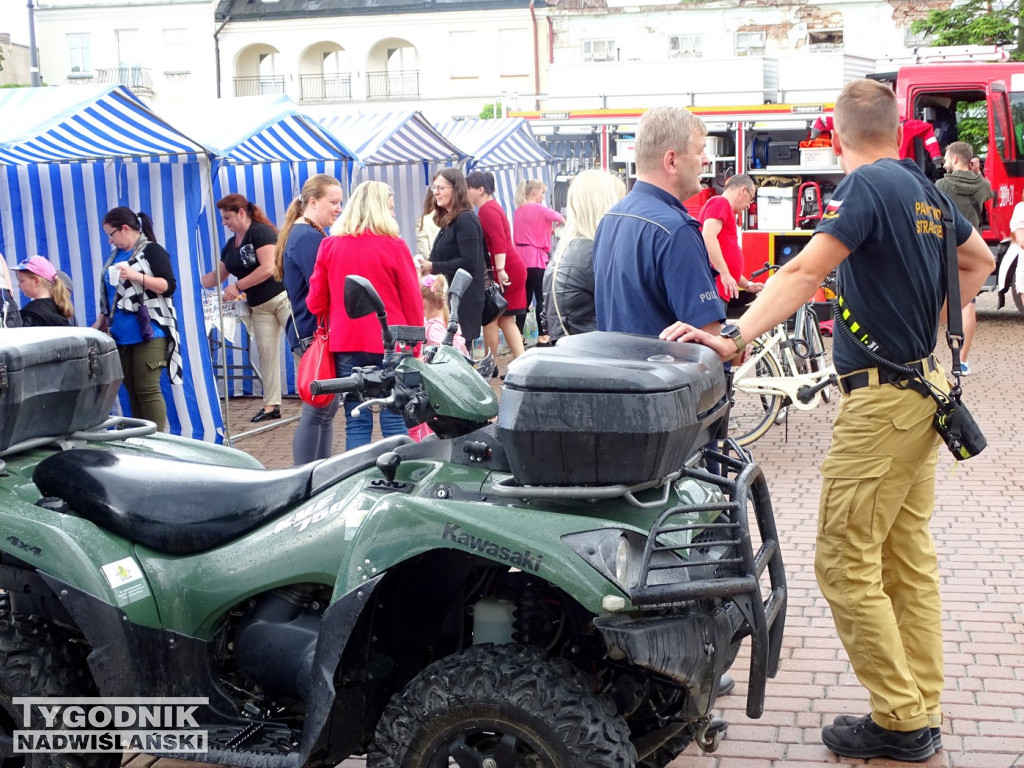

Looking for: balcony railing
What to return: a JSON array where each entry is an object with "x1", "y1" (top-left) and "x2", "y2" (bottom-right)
[
  {"x1": 366, "y1": 70, "x2": 419, "y2": 100},
  {"x1": 299, "y1": 73, "x2": 352, "y2": 102},
  {"x1": 70, "y1": 66, "x2": 153, "y2": 95},
  {"x1": 234, "y1": 76, "x2": 286, "y2": 97}
]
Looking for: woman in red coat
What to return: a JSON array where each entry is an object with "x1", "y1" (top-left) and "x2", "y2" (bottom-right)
[
  {"x1": 307, "y1": 181, "x2": 423, "y2": 450},
  {"x1": 466, "y1": 171, "x2": 526, "y2": 361}
]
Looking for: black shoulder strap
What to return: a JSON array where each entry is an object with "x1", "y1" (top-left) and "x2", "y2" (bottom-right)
[{"x1": 938, "y1": 196, "x2": 964, "y2": 398}]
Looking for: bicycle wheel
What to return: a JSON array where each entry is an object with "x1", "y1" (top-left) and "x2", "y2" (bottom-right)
[
  {"x1": 723, "y1": 340, "x2": 784, "y2": 447},
  {"x1": 801, "y1": 309, "x2": 832, "y2": 402}
]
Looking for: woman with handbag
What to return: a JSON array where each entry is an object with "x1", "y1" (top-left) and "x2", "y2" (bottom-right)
[
  {"x1": 275, "y1": 174, "x2": 344, "y2": 464},
  {"x1": 306, "y1": 181, "x2": 423, "y2": 450},
  {"x1": 96, "y1": 207, "x2": 182, "y2": 432},
  {"x1": 418, "y1": 169, "x2": 487, "y2": 345},
  {"x1": 202, "y1": 195, "x2": 289, "y2": 424},
  {"x1": 543, "y1": 170, "x2": 626, "y2": 341},
  {"x1": 466, "y1": 171, "x2": 526, "y2": 363}
]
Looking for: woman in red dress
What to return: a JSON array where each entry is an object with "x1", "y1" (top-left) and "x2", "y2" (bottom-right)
[{"x1": 466, "y1": 171, "x2": 526, "y2": 361}]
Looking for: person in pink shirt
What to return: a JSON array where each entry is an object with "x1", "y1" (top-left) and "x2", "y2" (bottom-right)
[{"x1": 513, "y1": 179, "x2": 564, "y2": 345}]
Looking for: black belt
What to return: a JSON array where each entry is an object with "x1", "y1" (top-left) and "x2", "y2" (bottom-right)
[{"x1": 838, "y1": 355, "x2": 938, "y2": 395}]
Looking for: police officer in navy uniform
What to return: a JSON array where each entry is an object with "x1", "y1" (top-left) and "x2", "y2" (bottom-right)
[{"x1": 662, "y1": 78, "x2": 993, "y2": 763}]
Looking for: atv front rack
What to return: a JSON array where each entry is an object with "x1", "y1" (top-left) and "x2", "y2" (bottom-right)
[{"x1": 628, "y1": 443, "x2": 787, "y2": 719}]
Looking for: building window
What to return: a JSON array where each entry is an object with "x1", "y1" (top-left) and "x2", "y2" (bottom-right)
[
  {"x1": 582, "y1": 39, "x2": 616, "y2": 63},
  {"x1": 735, "y1": 31, "x2": 766, "y2": 57},
  {"x1": 68, "y1": 32, "x2": 92, "y2": 74},
  {"x1": 449, "y1": 31, "x2": 478, "y2": 78},
  {"x1": 163, "y1": 28, "x2": 187, "y2": 74},
  {"x1": 668, "y1": 34, "x2": 702, "y2": 59},
  {"x1": 116, "y1": 29, "x2": 140, "y2": 68},
  {"x1": 500, "y1": 29, "x2": 529, "y2": 75},
  {"x1": 808, "y1": 29, "x2": 844, "y2": 52},
  {"x1": 904, "y1": 26, "x2": 934, "y2": 47}
]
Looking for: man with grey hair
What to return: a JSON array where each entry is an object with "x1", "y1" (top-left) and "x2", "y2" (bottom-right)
[
  {"x1": 592, "y1": 106, "x2": 724, "y2": 337},
  {"x1": 699, "y1": 173, "x2": 762, "y2": 313}
]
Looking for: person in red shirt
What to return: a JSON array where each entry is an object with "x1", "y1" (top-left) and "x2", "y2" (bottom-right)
[
  {"x1": 307, "y1": 180, "x2": 423, "y2": 450},
  {"x1": 466, "y1": 170, "x2": 527, "y2": 362},
  {"x1": 698, "y1": 174, "x2": 763, "y2": 315}
]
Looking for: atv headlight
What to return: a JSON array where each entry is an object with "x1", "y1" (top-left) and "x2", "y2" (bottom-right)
[
  {"x1": 615, "y1": 535, "x2": 632, "y2": 586},
  {"x1": 562, "y1": 529, "x2": 645, "y2": 592}
]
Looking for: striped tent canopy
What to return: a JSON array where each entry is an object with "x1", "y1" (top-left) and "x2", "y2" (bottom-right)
[
  {"x1": 434, "y1": 117, "x2": 555, "y2": 221},
  {"x1": 0, "y1": 84, "x2": 201, "y2": 165},
  {"x1": 435, "y1": 118, "x2": 552, "y2": 172},
  {"x1": 319, "y1": 111, "x2": 464, "y2": 253},
  {"x1": 158, "y1": 96, "x2": 356, "y2": 401},
  {"x1": 0, "y1": 85, "x2": 224, "y2": 442}
]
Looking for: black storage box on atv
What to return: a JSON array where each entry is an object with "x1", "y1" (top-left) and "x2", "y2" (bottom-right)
[
  {"x1": 497, "y1": 332, "x2": 728, "y2": 487},
  {"x1": 0, "y1": 328, "x2": 122, "y2": 452}
]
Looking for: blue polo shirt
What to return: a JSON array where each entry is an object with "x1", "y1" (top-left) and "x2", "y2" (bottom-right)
[{"x1": 593, "y1": 181, "x2": 724, "y2": 337}]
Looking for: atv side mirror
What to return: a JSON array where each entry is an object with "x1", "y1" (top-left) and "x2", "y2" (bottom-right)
[
  {"x1": 443, "y1": 269, "x2": 473, "y2": 347},
  {"x1": 344, "y1": 275, "x2": 395, "y2": 357},
  {"x1": 344, "y1": 275, "x2": 386, "y2": 320}
]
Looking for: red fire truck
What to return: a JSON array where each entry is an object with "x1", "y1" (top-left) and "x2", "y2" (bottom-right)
[{"x1": 511, "y1": 60, "x2": 1024, "y2": 315}]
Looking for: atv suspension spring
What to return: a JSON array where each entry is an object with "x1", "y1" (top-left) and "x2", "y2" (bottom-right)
[{"x1": 512, "y1": 586, "x2": 543, "y2": 645}]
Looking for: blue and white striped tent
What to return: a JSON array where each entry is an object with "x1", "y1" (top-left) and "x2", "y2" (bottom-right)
[
  {"x1": 434, "y1": 118, "x2": 554, "y2": 218},
  {"x1": 319, "y1": 111, "x2": 463, "y2": 254},
  {"x1": 0, "y1": 85, "x2": 224, "y2": 442},
  {"x1": 160, "y1": 95, "x2": 355, "y2": 399}
]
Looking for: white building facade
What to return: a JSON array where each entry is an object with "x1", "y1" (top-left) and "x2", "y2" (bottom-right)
[{"x1": 29, "y1": 0, "x2": 948, "y2": 118}]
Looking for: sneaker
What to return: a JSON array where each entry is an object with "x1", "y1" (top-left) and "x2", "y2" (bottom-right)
[
  {"x1": 822, "y1": 715, "x2": 935, "y2": 762},
  {"x1": 717, "y1": 674, "x2": 735, "y2": 696},
  {"x1": 960, "y1": 361, "x2": 971, "y2": 375},
  {"x1": 833, "y1": 714, "x2": 942, "y2": 751},
  {"x1": 250, "y1": 405, "x2": 281, "y2": 423}
]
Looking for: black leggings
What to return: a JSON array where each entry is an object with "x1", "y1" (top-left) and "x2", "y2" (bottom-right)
[{"x1": 525, "y1": 267, "x2": 547, "y2": 337}]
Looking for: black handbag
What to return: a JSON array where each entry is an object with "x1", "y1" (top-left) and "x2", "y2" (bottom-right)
[{"x1": 481, "y1": 282, "x2": 508, "y2": 326}]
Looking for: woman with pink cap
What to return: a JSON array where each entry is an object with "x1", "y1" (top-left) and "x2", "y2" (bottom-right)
[{"x1": 8, "y1": 256, "x2": 74, "y2": 327}]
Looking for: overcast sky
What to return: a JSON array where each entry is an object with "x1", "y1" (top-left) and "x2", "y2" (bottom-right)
[{"x1": 2, "y1": 0, "x2": 33, "y2": 47}]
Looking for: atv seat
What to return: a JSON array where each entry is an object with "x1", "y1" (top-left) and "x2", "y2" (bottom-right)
[{"x1": 32, "y1": 436, "x2": 414, "y2": 555}]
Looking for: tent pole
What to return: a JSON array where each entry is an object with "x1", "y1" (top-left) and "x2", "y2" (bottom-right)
[{"x1": 206, "y1": 158, "x2": 233, "y2": 444}]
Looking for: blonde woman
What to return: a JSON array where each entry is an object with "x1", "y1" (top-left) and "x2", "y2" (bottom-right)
[
  {"x1": 543, "y1": 170, "x2": 625, "y2": 341},
  {"x1": 307, "y1": 181, "x2": 423, "y2": 449},
  {"x1": 275, "y1": 174, "x2": 344, "y2": 464}
]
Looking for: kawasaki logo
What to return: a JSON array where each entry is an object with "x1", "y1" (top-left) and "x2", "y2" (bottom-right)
[{"x1": 442, "y1": 523, "x2": 544, "y2": 573}]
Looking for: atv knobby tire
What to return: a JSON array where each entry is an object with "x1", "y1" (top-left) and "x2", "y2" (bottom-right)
[
  {"x1": 0, "y1": 595, "x2": 120, "y2": 768},
  {"x1": 368, "y1": 644, "x2": 636, "y2": 768}
]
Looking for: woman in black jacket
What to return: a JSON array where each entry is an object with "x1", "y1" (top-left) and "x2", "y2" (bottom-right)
[
  {"x1": 418, "y1": 169, "x2": 486, "y2": 343},
  {"x1": 544, "y1": 170, "x2": 625, "y2": 341}
]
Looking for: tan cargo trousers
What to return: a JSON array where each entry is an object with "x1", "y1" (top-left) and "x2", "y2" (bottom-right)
[{"x1": 815, "y1": 364, "x2": 948, "y2": 733}]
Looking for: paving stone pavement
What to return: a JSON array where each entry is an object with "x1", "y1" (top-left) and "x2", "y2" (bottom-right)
[{"x1": 143, "y1": 292, "x2": 1024, "y2": 768}]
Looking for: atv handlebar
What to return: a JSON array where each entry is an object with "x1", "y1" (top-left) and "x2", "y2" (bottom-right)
[{"x1": 309, "y1": 373, "x2": 368, "y2": 396}]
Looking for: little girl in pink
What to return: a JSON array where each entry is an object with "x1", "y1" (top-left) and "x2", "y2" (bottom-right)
[
  {"x1": 410, "y1": 275, "x2": 469, "y2": 442},
  {"x1": 421, "y1": 274, "x2": 468, "y2": 355}
]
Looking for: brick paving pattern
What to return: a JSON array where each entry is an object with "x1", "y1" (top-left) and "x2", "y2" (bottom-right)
[{"x1": 138, "y1": 292, "x2": 1023, "y2": 768}]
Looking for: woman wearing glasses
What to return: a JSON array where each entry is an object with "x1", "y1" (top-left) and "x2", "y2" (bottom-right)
[
  {"x1": 418, "y1": 169, "x2": 486, "y2": 344},
  {"x1": 698, "y1": 174, "x2": 762, "y2": 316}
]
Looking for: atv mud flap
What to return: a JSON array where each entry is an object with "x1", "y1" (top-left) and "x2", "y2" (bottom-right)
[{"x1": 594, "y1": 444, "x2": 786, "y2": 720}]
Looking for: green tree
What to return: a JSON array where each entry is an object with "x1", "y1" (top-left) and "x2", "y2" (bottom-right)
[
  {"x1": 912, "y1": 0, "x2": 1022, "y2": 60},
  {"x1": 479, "y1": 102, "x2": 502, "y2": 119}
]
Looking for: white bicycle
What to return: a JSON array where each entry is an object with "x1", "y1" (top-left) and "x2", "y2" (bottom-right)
[{"x1": 725, "y1": 265, "x2": 837, "y2": 446}]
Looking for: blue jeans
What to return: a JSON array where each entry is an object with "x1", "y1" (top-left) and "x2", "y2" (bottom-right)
[{"x1": 335, "y1": 352, "x2": 407, "y2": 451}]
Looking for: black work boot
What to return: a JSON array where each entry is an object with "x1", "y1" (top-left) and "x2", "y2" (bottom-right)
[
  {"x1": 822, "y1": 715, "x2": 935, "y2": 762},
  {"x1": 833, "y1": 714, "x2": 942, "y2": 751}
]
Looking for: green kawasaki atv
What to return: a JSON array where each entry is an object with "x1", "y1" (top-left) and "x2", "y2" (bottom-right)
[{"x1": 0, "y1": 270, "x2": 785, "y2": 767}]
